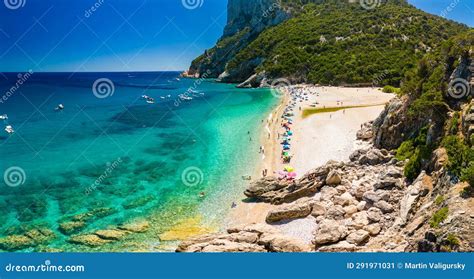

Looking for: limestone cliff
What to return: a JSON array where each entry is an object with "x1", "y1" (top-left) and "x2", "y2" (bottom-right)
[{"x1": 185, "y1": 0, "x2": 290, "y2": 79}]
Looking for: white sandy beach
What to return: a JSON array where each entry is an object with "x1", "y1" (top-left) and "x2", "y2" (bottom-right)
[
  {"x1": 289, "y1": 86, "x2": 394, "y2": 176},
  {"x1": 228, "y1": 85, "x2": 395, "y2": 227}
]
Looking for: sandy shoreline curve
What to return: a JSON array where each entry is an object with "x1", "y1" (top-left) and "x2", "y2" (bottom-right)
[{"x1": 227, "y1": 85, "x2": 395, "y2": 227}]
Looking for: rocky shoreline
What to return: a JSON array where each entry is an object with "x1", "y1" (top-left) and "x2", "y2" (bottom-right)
[{"x1": 177, "y1": 98, "x2": 474, "y2": 252}]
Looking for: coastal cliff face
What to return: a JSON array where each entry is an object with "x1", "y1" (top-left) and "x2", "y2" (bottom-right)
[
  {"x1": 224, "y1": 0, "x2": 287, "y2": 37},
  {"x1": 185, "y1": 0, "x2": 290, "y2": 79},
  {"x1": 186, "y1": 0, "x2": 467, "y2": 87}
]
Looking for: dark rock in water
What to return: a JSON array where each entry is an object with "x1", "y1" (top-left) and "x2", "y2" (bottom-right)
[
  {"x1": 109, "y1": 105, "x2": 176, "y2": 129},
  {"x1": 58, "y1": 207, "x2": 117, "y2": 235},
  {"x1": 122, "y1": 194, "x2": 154, "y2": 209}
]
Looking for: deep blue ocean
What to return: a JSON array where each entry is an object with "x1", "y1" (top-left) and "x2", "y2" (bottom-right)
[{"x1": 0, "y1": 71, "x2": 277, "y2": 251}]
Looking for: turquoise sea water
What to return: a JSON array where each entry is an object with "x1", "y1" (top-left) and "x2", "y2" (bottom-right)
[{"x1": 0, "y1": 72, "x2": 277, "y2": 251}]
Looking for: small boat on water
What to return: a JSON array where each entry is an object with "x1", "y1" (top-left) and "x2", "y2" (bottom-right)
[
  {"x1": 4, "y1": 125, "x2": 14, "y2": 134},
  {"x1": 178, "y1": 94, "x2": 193, "y2": 101},
  {"x1": 55, "y1": 104, "x2": 64, "y2": 111},
  {"x1": 142, "y1": 95, "x2": 155, "y2": 104},
  {"x1": 0, "y1": 114, "x2": 8, "y2": 120}
]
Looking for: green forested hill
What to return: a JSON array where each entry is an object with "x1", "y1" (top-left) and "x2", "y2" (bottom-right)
[{"x1": 220, "y1": 1, "x2": 469, "y2": 86}]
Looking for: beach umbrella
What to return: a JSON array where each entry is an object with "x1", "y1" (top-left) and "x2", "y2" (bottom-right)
[
  {"x1": 287, "y1": 172, "x2": 297, "y2": 178},
  {"x1": 284, "y1": 166, "x2": 294, "y2": 172},
  {"x1": 287, "y1": 131, "x2": 293, "y2": 136},
  {"x1": 283, "y1": 145, "x2": 290, "y2": 150}
]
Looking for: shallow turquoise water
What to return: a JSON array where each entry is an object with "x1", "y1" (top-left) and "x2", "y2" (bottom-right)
[{"x1": 0, "y1": 72, "x2": 277, "y2": 251}]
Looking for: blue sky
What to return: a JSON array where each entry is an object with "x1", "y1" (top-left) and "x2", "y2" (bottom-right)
[{"x1": 0, "y1": 0, "x2": 472, "y2": 72}]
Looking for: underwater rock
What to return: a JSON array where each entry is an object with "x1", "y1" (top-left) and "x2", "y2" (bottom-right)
[
  {"x1": 59, "y1": 221, "x2": 86, "y2": 235},
  {"x1": 0, "y1": 227, "x2": 55, "y2": 251},
  {"x1": 94, "y1": 229, "x2": 128, "y2": 241},
  {"x1": 0, "y1": 235, "x2": 35, "y2": 251},
  {"x1": 69, "y1": 234, "x2": 112, "y2": 247},
  {"x1": 118, "y1": 220, "x2": 150, "y2": 233},
  {"x1": 122, "y1": 195, "x2": 154, "y2": 209}
]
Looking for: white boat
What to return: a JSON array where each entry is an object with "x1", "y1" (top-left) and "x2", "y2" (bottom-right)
[
  {"x1": 5, "y1": 125, "x2": 14, "y2": 134},
  {"x1": 146, "y1": 98, "x2": 155, "y2": 104},
  {"x1": 178, "y1": 94, "x2": 193, "y2": 101},
  {"x1": 55, "y1": 104, "x2": 64, "y2": 111},
  {"x1": 0, "y1": 114, "x2": 7, "y2": 120},
  {"x1": 141, "y1": 95, "x2": 150, "y2": 99}
]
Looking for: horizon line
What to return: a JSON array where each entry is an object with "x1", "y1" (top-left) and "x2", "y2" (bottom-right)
[{"x1": 0, "y1": 70, "x2": 185, "y2": 74}]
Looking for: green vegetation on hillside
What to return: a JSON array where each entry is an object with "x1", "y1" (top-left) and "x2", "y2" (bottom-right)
[
  {"x1": 396, "y1": 126, "x2": 433, "y2": 180},
  {"x1": 382, "y1": 85, "x2": 401, "y2": 94},
  {"x1": 402, "y1": 31, "x2": 474, "y2": 115},
  {"x1": 430, "y1": 207, "x2": 449, "y2": 228},
  {"x1": 396, "y1": 31, "x2": 474, "y2": 191},
  {"x1": 225, "y1": 1, "x2": 467, "y2": 86}
]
